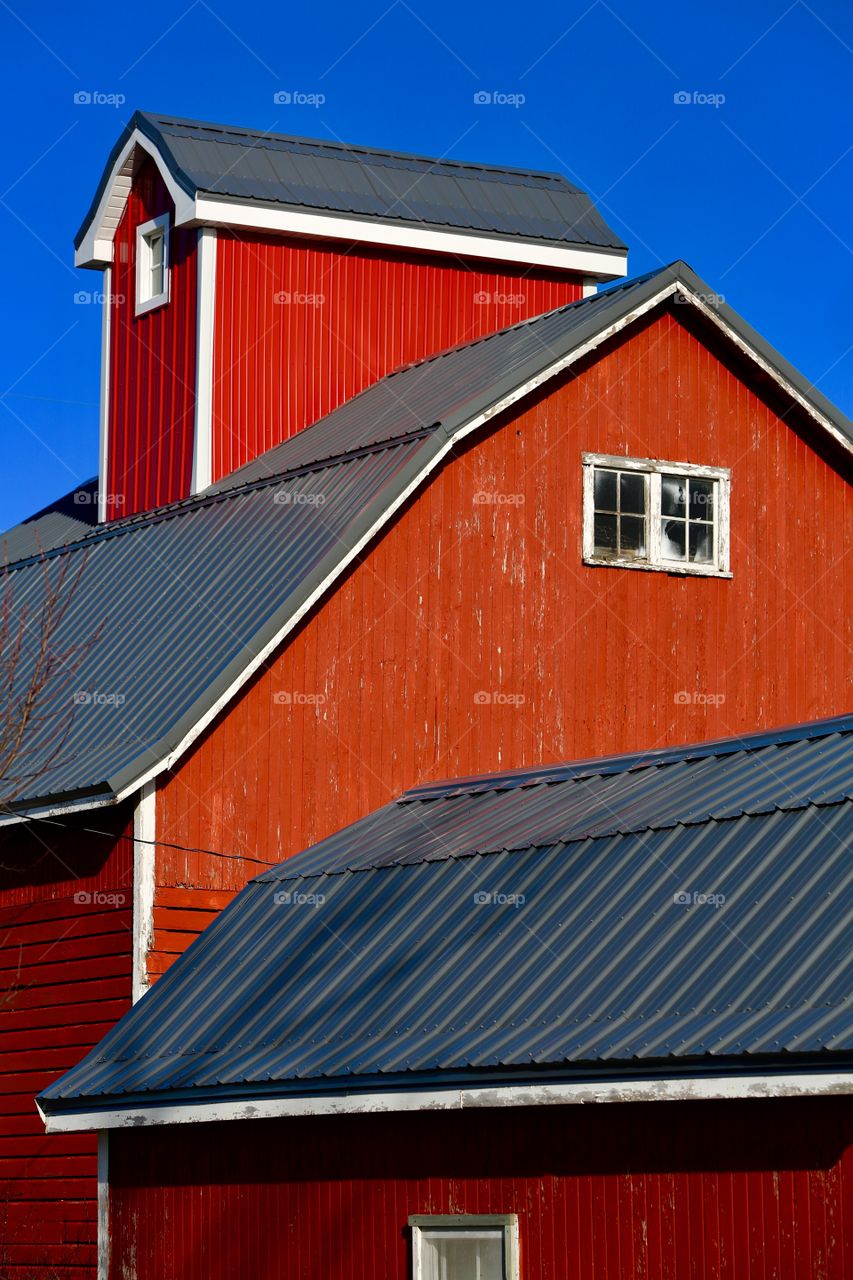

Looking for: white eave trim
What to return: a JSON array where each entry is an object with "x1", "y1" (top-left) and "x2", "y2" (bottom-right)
[
  {"x1": 41, "y1": 1070, "x2": 853, "y2": 1132},
  {"x1": 75, "y1": 132, "x2": 628, "y2": 279},
  {"x1": 193, "y1": 194, "x2": 628, "y2": 278}
]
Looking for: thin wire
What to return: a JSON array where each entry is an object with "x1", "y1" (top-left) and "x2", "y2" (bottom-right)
[{"x1": 10, "y1": 811, "x2": 273, "y2": 867}]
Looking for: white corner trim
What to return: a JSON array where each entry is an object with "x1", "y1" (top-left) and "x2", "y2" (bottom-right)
[
  {"x1": 582, "y1": 278, "x2": 597, "y2": 298},
  {"x1": 97, "y1": 1131, "x2": 109, "y2": 1280},
  {"x1": 192, "y1": 195, "x2": 629, "y2": 279},
  {"x1": 191, "y1": 228, "x2": 217, "y2": 493},
  {"x1": 97, "y1": 266, "x2": 111, "y2": 524},
  {"x1": 76, "y1": 130, "x2": 195, "y2": 269},
  {"x1": 132, "y1": 782, "x2": 156, "y2": 1003},
  {"x1": 43, "y1": 1071, "x2": 853, "y2": 1133}
]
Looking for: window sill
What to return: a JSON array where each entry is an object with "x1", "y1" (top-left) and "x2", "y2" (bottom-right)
[
  {"x1": 584, "y1": 555, "x2": 732, "y2": 579},
  {"x1": 135, "y1": 291, "x2": 169, "y2": 318}
]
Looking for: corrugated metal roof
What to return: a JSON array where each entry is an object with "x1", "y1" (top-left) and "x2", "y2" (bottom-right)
[
  {"x1": 2, "y1": 263, "x2": 851, "y2": 811},
  {"x1": 39, "y1": 715, "x2": 853, "y2": 1115},
  {"x1": 1, "y1": 478, "x2": 98, "y2": 562},
  {"x1": 76, "y1": 111, "x2": 627, "y2": 252}
]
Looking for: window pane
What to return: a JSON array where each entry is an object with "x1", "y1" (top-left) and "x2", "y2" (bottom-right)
[
  {"x1": 661, "y1": 518, "x2": 686, "y2": 560},
  {"x1": 661, "y1": 474, "x2": 686, "y2": 517},
  {"x1": 619, "y1": 471, "x2": 645, "y2": 515},
  {"x1": 422, "y1": 1235, "x2": 503, "y2": 1280},
  {"x1": 593, "y1": 468, "x2": 617, "y2": 511},
  {"x1": 619, "y1": 515, "x2": 646, "y2": 556},
  {"x1": 689, "y1": 522, "x2": 714, "y2": 563},
  {"x1": 149, "y1": 231, "x2": 163, "y2": 269},
  {"x1": 689, "y1": 479, "x2": 714, "y2": 521},
  {"x1": 593, "y1": 513, "x2": 618, "y2": 554}
]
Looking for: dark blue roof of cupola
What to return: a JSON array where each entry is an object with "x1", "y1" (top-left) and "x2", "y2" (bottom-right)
[
  {"x1": 76, "y1": 110, "x2": 627, "y2": 253},
  {"x1": 39, "y1": 714, "x2": 853, "y2": 1118}
]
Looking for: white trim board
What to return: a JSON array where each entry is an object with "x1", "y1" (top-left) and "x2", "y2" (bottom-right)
[
  {"x1": 75, "y1": 134, "x2": 628, "y2": 280},
  {"x1": 191, "y1": 227, "x2": 217, "y2": 493},
  {"x1": 97, "y1": 265, "x2": 112, "y2": 524},
  {"x1": 97, "y1": 1131, "x2": 109, "y2": 1280},
  {"x1": 41, "y1": 1071, "x2": 853, "y2": 1132},
  {"x1": 131, "y1": 782, "x2": 156, "y2": 1002}
]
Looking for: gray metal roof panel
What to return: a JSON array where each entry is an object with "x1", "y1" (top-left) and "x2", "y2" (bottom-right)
[
  {"x1": 38, "y1": 718, "x2": 853, "y2": 1111},
  {"x1": 1, "y1": 478, "x2": 98, "y2": 562},
  {"x1": 75, "y1": 111, "x2": 628, "y2": 252}
]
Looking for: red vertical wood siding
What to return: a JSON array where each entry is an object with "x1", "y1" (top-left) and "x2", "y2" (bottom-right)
[
  {"x1": 212, "y1": 233, "x2": 583, "y2": 480},
  {"x1": 107, "y1": 1098, "x2": 852, "y2": 1279},
  {"x1": 0, "y1": 804, "x2": 134, "y2": 1279},
  {"x1": 155, "y1": 306, "x2": 852, "y2": 949},
  {"x1": 107, "y1": 157, "x2": 197, "y2": 519}
]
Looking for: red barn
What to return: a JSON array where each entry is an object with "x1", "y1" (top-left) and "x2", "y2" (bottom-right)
[
  {"x1": 0, "y1": 111, "x2": 850, "y2": 1276},
  {"x1": 38, "y1": 716, "x2": 853, "y2": 1280}
]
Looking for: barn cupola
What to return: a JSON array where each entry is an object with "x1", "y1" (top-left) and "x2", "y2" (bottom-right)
[{"x1": 76, "y1": 111, "x2": 628, "y2": 521}]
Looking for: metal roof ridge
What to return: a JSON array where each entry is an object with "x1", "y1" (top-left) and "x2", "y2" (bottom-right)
[{"x1": 140, "y1": 110, "x2": 576, "y2": 185}]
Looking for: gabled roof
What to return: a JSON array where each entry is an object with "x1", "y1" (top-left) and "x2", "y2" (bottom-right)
[
  {"x1": 1, "y1": 478, "x2": 98, "y2": 562},
  {"x1": 74, "y1": 111, "x2": 627, "y2": 275},
  {"x1": 2, "y1": 263, "x2": 851, "y2": 815},
  {"x1": 38, "y1": 715, "x2": 853, "y2": 1127}
]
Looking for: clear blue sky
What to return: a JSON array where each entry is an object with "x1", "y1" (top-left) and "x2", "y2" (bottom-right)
[{"x1": 1, "y1": 0, "x2": 850, "y2": 527}]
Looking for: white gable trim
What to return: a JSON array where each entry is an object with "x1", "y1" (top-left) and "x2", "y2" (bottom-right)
[
  {"x1": 191, "y1": 228, "x2": 217, "y2": 493},
  {"x1": 40, "y1": 1070, "x2": 853, "y2": 1133},
  {"x1": 75, "y1": 129, "x2": 195, "y2": 269}
]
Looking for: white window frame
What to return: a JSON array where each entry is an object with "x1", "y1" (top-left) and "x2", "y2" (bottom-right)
[
  {"x1": 582, "y1": 452, "x2": 731, "y2": 577},
  {"x1": 410, "y1": 1214, "x2": 519, "y2": 1280},
  {"x1": 135, "y1": 213, "x2": 170, "y2": 316}
]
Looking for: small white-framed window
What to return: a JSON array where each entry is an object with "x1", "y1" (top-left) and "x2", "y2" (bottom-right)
[
  {"x1": 582, "y1": 452, "x2": 731, "y2": 577},
  {"x1": 135, "y1": 213, "x2": 170, "y2": 315},
  {"x1": 410, "y1": 1215, "x2": 519, "y2": 1280}
]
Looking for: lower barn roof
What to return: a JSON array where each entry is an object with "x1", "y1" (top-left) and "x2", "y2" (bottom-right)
[{"x1": 39, "y1": 715, "x2": 853, "y2": 1118}]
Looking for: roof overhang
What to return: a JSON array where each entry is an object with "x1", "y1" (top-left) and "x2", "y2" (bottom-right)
[
  {"x1": 39, "y1": 1067, "x2": 853, "y2": 1133},
  {"x1": 74, "y1": 127, "x2": 628, "y2": 279}
]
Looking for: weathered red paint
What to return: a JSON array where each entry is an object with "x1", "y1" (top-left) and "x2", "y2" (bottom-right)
[
  {"x1": 211, "y1": 232, "x2": 584, "y2": 481},
  {"x1": 107, "y1": 1098, "x2": 852, "y2": 1279},
  {"x1": 106, "y1": 157, "x2": 197, "y2": 520},
  {"x1": 153, "y1": 304, "x2": 853, "y2": 973},
  {"x1": 0, "y1": 806, "x2": 134, "y2": 1279}
]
